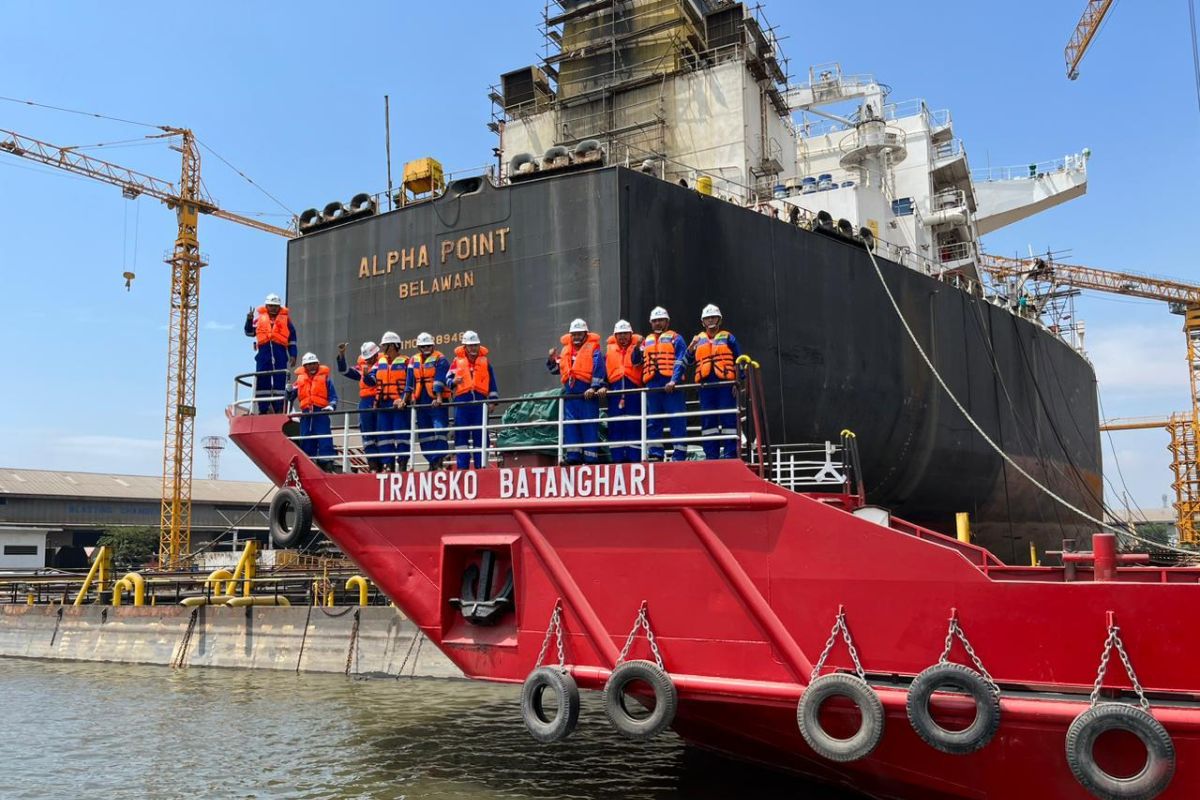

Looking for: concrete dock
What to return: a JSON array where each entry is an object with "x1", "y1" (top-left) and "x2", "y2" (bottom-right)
[{"x1": 0, "y1": 604, "x2": 463, "y2": 677}]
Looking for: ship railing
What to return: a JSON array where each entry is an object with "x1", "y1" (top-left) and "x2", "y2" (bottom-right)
[
  {"x1": 757, "y1": 442, "x2": 851, "y2": 492},
  {"x1": 971, "y1": 152, "x2": 1089, "y2": 183},
  {"x1": 232, "y1": 373, "x2": 754, "y2": 473}
]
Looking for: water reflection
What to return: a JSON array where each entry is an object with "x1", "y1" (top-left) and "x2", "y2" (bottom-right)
[{"x1": 1, "y1": 658, "x2": 858, "y2": 799}]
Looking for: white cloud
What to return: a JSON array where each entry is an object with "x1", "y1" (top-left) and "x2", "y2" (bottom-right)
[
  {"x1": 204, "y1": 320, "x2": 236, "y2": 331},
  {"x1": 1089, "y1": 322, "x2": 1184, "y2": 398},
  {"x1": 53, "y1": 435, "x2": 162, "y2": 456}
]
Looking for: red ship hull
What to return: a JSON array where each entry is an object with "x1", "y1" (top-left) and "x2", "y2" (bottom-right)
[{"x1": 231, "y1": 412, "x2": 1200, "y2": 799}]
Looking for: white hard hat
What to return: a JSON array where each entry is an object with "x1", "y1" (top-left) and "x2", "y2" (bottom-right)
[
  {"x1": 416, "y1": 332, "x2": 435, "y2": 347},
  {"x1": 649, "y1": 306, "x2": 669, "y2": 322},
  {"x1": 568, "y1": 318, "x2": 588, "y2": 333},
  {"x1": 380, "y1": 331, "x2": 401, "y2": 346},
  {"x1": 613, "y1": 319, "x2": 633, "y2": 334},
  {"x1": 360, "y1": 341, "x2": 380, "y2": 359},
  {"x1": 701, "y1": 303, "x2": 722, "y2": 319},
  {"x1": 461, "y1": 330, "x2": 481, "y2": 345},
  {"x1": 265, "y1": 293, "x2": 282, "y2": 306},
  {"x1": 301, "y1": 352, "x2": 319, "y2": 366}
]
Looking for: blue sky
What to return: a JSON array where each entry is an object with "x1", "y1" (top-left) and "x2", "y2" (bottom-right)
[{"x1": 1, "y1": 1, "x2": 1196, "y2": 514}]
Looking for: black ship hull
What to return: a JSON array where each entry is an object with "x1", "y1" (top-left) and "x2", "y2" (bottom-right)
[{"x1": 287, "y1": 166, "x2": 1101, "y2": 561}]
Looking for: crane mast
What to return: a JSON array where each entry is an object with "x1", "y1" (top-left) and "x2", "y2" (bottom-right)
[
  {"x1": 979, "y1": 254, "x2": 1200, "y2": 544},
  {"x1": 0, "y1": 126, "x2": 294, "y2": 568}
]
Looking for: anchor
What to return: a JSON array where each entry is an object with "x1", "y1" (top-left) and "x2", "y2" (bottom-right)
[{"x1": 449, "y1": 549, "x2": 515, "y2": 626}]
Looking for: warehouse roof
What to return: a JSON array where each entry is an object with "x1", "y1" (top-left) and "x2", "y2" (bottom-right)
[{"x1": 0, "y1": 468, "x2": 273, "y2": 504}]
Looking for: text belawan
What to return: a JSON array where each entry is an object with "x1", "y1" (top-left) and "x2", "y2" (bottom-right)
[{"x1": 375, "y1": 463, "x2": 657, "y2": 502}]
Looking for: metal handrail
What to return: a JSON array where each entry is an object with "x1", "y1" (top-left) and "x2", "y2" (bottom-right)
[{"x1": 233, "y1": 372, "x2": 748, "y2": 471}]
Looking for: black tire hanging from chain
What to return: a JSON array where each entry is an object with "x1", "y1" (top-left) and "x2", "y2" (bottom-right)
[
  {"x1": 603, "y1": 659, "x2": 677, "y2": 740},
  {"x1": 906, "y1": 662, "x2": 1000, "y2": 754},
  {"x1": 268, "y1": 486, "x2": 312, "y2": 548},
  {"x1": 797, "y1": 673, "x2": 885, "y2": 762},
  {"x1": 520, "y1": 666, "x2": 581, "y2": 743},
  {"x1": 1066, "y1": 704, "x2": 1175, "y2": 800}
]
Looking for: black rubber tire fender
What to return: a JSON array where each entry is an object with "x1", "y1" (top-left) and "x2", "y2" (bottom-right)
[
  {"x1": 797, "y1": 673, "x2": 885, "y2": 763},
  {"x1": 906, "y1": 662, "x2": 1000, "y2": 754},
  {"x1": 520, "y1": 666, "x2": 580, "y2": 744},
  {"x1": 268, "y1": 486, "x2": 312, "y2": 549},
  {"x1": 1066, "y1": 703, "x2": 1175, "y2": 800},
  {"x1": 602, "y1": 660, "x2": 678, "y2": 740}
]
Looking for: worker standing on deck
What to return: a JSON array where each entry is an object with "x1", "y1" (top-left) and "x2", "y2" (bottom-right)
[
  {"x1": 406, "y1": 333, "x2": 451, "y2": 470},
  {"x1": 372, "y1": 332, "x2": 409, "y2": 472},
  {"x1": 337, "y1": 341, "x2": 384, "y2": 472},
  {"x1": 641, "y1": 306, "x2": 688, "y2": 461},
  {"x1": 598, "y1": 320, "x2": 643, "y2": 463},
  {"x1": 449, "y1": 331, "x2": 499, "y2": 469},
  {"x1": 547, "y1": 319, "x2": 604, "y2": 465},
  {"x1": 244, "y1": 293, "x2": 297, "y2": 414},
  {"x1": 290, "y1": 352, "x2": 339, "y2": 472},
  {"x1": 688, "y1": 304, "x2": 741, "y2": 460}
]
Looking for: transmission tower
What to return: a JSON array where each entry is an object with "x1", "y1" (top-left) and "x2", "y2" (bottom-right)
[{"x1": 202, "y1": 436, "x2": 226, "y2": 481}]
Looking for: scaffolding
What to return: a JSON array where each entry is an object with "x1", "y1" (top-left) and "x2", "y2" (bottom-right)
[{"x1": 490, "y1": 0, "x2": 789, "y2": 188}]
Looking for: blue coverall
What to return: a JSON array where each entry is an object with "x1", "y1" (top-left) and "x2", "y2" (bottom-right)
[
  {"x1": 642, "y1": 331, "x2": 688, "y2": 461},
  {"x1": 547, "y1": 341, "x2": 604, "y2": 465},
  {"x1": 688, "y1": 332, "x2": 742, "y2": 459},
  {"x1": 371, "y1": 357, "x2": 410, "y2": 471},
  {"x1": 449, "y1": 358, "x2": 499, "y2": 470},
  {"x1": 406, "y1": 352, "x2": 451, "y2": 468},
  {"x1": 605, "y1": 342, "x2": 644, "y2": 463},
  {"x1": 244, "y1": 311, "x2": 297, "y2": 414},
  {"x1": 337, "y1": 352, "x2": 382, "y2": 471},
  {"x1": 287, "y1": 373, "x2": 338, "y2": 468}
]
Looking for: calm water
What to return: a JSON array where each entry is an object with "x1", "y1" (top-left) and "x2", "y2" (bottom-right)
[{"x1": 0, "y1": 658, "x2": 860, "y2": 800}]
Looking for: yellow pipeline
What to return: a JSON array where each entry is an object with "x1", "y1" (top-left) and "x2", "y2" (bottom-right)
[
  {"x1": 224, "y1": 540, "x2": 259, "y2": 598},
  {"x1": 226, "y1": 596, "x2": 291, "y2": 607},
  {"x1": 346, "y1": 576, "x2": 369, "y2": 607},
  {"x1": 955, "y1": 512, "x2": 971, "y2": 544},
  {"x1": 207, "y1": 569, "x2": 234, "y2": 597},
  {"x1": 112, "y1": 578, "x2": 133, "y2": 607},
  {"x1": 1030, "y1": 542, "x2": 1040, "y2": 567},
  {"x1": 73, "y1": 546, "x2": 111, "y2": 606},
  {"x1": 120, "y1": 572, "x2": 146, "y2": 607}
]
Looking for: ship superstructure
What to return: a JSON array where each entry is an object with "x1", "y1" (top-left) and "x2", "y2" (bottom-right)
[{"x1": 495, "y1": 1, "x2": 1089, "y2": 325}]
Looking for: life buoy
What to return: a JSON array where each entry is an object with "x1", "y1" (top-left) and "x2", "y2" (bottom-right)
[
  {"x1": 797, "y1": 673, "x2": 885, "y2": 762},
  {"x1": 268, "y1": 486, "x2": 312, "y2": 548},
  {"x1": 520, "y1": 666, "x2": 580, "y2": 743},
  {"x1": 1066, "y1": 704, "x2": 1175, "y2": 799},
  {"x1": 906, "y1": 662, "x2": 1000, "y2": 754},
  {"x1": 602, "y1": 660, "x2": 677, "y2": 740}
]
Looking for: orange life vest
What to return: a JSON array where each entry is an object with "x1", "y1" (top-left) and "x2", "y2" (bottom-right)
[
  {"x1": 451, "y1": 346, "x2": 492, "y2": 397},
  {"x1": 376, "y1": 356, "x2": 407, "y2": 401},
  {"x1": 606, "y1": 334, "x2": 644, "y2": 385},
  {"x1": 294, "y1": 365, "x2": 331, "y2": 411},
  {"x1": 410, "y1": 351, "x2": 450, "y2": 401},
  {"x1": 642, "y1": 330, "x2": 680, "y2": 381},
  {"x1": 693, "y1": 330, "x2": 736, "y2": 380},
  {"x1": 255, "y1": 306, "x2": 290, "y2": 347},
  {"x1": 558, "y1": 333, "x2": 601, "y2": 385},
  {"x1": 356, "y1": 355, "x2": 382, "y2": 398}
]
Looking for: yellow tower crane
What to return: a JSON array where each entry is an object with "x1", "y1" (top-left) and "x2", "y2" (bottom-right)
[
  {"x1": 979, "y1": 253, "x2": 1200, "y2": 543},
  {"x1": 0, "y1": 127, "x2": 295, "y2": 568},
  {"x1": 1065, "y1": 0, "x2": 1116, "y2": 80}
]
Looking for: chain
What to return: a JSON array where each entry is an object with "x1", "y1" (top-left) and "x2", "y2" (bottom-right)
[
  {"x1": 617, "y1": 601, "x2": 665, "y2": 669},
  {"x1": 938, "y1": 615, "x2": 1000, "y2": 695},
  {"x1": 812, "y1": 608, "x2": 866, "y2": 680},
  {"x1": 1090, "y1": 623, "x2": 1150, "y2": 711},
  {"x1": 534, "y1": 600, "x2": 565, "y2": 669},
  {"x1": 283, "y1": 461, "x2": 301, "y2": 488}
]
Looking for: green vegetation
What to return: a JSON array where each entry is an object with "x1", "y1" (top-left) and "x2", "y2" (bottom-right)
[{"x1": 98, "y1": 527, "x2": 159, "y2": 571}]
